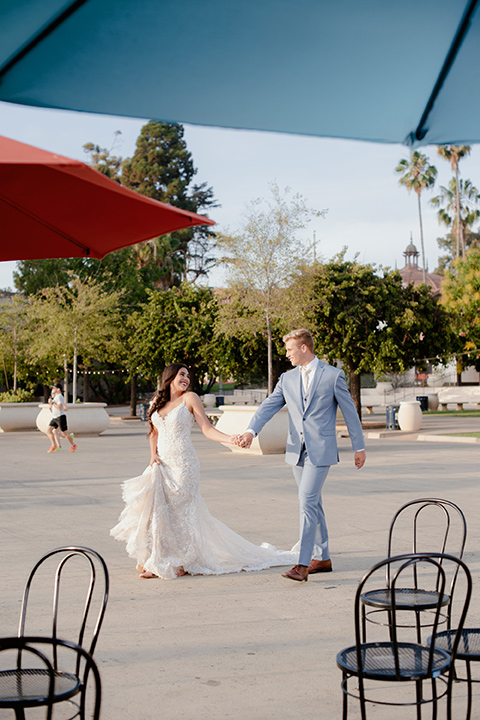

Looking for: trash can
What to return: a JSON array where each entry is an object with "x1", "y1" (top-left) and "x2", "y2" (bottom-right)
[
  {"x1": 416, "y1": 395, "x2": 429, "y2": 412},
  {"x1": 215, "y1": 396, "x2": 224, "y2": 407},
  {"x1": 385, "y1": 404, "x2": 400, "y2": 430},
  {"x1": 138, "y1": 402, "x2": 149, "y2": 421}
]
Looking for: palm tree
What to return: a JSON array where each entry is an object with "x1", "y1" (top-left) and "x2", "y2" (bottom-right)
[
  {"x1": 431, "y1": 178, "x2": 480, "y2": 255},
  {"x1": 395, "y1": 152, "x2": 437, "y2": 284},
  {"x1": 436, "y1": 145, "x2": 471, "y2": 258}
]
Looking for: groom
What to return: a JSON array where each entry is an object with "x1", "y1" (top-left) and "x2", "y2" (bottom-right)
[{"x1": 238, "y1": 329, "x2": 365, "y2": 582}]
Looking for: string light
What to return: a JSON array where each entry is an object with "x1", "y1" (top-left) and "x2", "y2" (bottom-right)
[
  {"x1": 413, "y1": 346, "x2": 480, "y2": 364},
  {"x1": 65, "y1": 370, "x2": 146, "y2": 377}
]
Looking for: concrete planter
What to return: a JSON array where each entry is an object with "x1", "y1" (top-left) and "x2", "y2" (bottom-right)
[
  {"x1": 397, "y1": 401, "x2": 422, "y2": 432},
  {"x1": 428, "y1": 371, "x2": 445, "y2": 388},
  {"x1": 375, "y1": 382, "x2": 393, "y2": 394},
  {"x1": 0, "y1": 402, "x2": 42, "y2": 432},
  {"x1": 425, "y1": 392, "x2": 439, "y2": 411},
  {"x1": 215, "y1": 404, "x2": 288, "y2": 455},
  {"x1": 36, "y1": 403, "x2": 110, "y2": 436}
]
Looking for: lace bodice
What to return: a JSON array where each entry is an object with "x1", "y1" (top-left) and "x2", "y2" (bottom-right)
[{"x1": 151, "y1": 403, "x2": 200, "y2": 486}]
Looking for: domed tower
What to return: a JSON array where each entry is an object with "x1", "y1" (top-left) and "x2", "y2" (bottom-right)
[
  {"x1": 398, "y1": 235, "x2": 443, "y2": 297},
  {"x1": 403, "y1": 237, "x2": 420, "y2": 269}
]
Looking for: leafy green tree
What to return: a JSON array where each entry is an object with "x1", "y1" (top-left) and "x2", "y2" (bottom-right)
[
  {"x1": 213, "y1": 330, "x2": 270, "y2": 387},
  {"x1": 441, "y1": 246, "x2": 480, "y2": 374},
  {"x1": 432, "y1": 178, "x2": 480, "y2": 232},
  {"x1": 217, "y1": 184, "x2": 325, "y2": 394},
  {"x1": 0, "y1": 292, "x2": 63, "y2": 398},
  {"x1": 431, "y1": 177, "x2": 480, "y2": 270},
  {"x1": 396, "y1": 152, "x2": 437, "y2": 284},
  {"x1": 14, "y1": 250, "x2": 153, "y2": 308},
  {"x1": 26, "y1": 276, "x2": 123, "y2": 401},
  {"x1": 129, "y1": 285, "x2": 277, "y2": 398},
  {"x1": 122, "y1": 121, "x2": 218, "y2": 287},
  {"x1": 300, "y1": 254, "x2": 453, "y2": 418},
  {"x1": 13, "y1": 251, "x2": 164, "y2": 409},
  {"x1": 14, "y1": 259, "x2": 79, "y2": 295},
  {"x1": 133, "y1": 284, "x2": 218, "y2": 394},
  {"x1": 213, "y1": 292, "x2": 292, "y2": 387},
  {"x1": 436, "y1": 145, "x2": 471, "y2": 257},
  {"x1": 83, "y1": 131, "x2": 123, "y2": 181},
  {"x1": 122, "y1": 122, "x2": 195, "y2": 203},
  {"x1": 0, "y1": 294, "x2": 29, "y2": 392},
  {"x1": 117, "y1": 312, "x2": 148, "y2": 416},
  {"x1": 435, "y1": 230, "x2": 480, "y2": 274}
]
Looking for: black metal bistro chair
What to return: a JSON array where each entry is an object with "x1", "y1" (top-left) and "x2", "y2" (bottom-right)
[
  {"x1": 0, "y1": 636, "x2": 101, "y2": 720},
  {"x1": 337, "y1": 553, "x2": 472, "y2": 720},
  {"x1": 4, "y1": 546, "x2": 108, "y2": 719},
  {"x1": 18, "y1": 546, "x2": 109, "y2": 659},
  {"x1": 361, "y1": 498, "x2": 467, "y2": 643},
  {"x1": 428, "y1": 628, "x2": 480, "y2": 720}
]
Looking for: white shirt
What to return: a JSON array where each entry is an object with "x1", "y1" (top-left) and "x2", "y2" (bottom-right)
[{"x1": 51, "y1": 393, "x2": 65, "y2": 418}]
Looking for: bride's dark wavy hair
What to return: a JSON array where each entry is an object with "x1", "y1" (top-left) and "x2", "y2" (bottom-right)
[{"x1": 147, "y1": 363, "x2": 190, "y2": 436}]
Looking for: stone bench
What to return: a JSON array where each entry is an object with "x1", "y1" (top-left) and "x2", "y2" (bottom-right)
[
  {"x1": 231, "y1": 390, "x2": 267, "y2": 405},
  {"x1": 204, "y1": 408, "x2": 222, "y2": 426},
  {"x1": 360, "y1": 392, "x2": 392, "y2": 414},
  {"x1": 437, "y1": 388, "x2": 480, "y2": 411},
  {"x1": 229, "y1": 394, "x2": 255, "y2": 404},
  {"x1": 203, "y1": 390, "x2": 266, "y2": 407}
]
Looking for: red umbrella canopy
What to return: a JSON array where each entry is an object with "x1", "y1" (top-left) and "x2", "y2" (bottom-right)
[{"x1": 0, "y1": 135, "x2": 215, "y2": 261}]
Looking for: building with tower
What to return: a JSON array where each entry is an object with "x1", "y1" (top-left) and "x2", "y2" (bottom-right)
[{"x1": 397, "y1": 238, "x2": 443, "y2": 297}]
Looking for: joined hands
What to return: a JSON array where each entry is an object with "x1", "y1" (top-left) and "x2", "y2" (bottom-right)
[{"x1": 232, "y1": 432, "x2": 253, "y2": 448}]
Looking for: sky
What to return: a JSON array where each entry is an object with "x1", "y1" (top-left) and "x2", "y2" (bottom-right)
[{"x1": 2, "y1": 99, "x2": 480, "y2": 291}]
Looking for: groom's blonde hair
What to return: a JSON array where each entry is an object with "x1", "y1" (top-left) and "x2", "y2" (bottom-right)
[{"x1": 283, "y1": 329, "x2": 314, "y2": 352}]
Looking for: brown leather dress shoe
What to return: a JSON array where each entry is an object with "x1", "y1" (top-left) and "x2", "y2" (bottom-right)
[
  {"x1": 281, "y1": 564, "x2": 309, "y2": 582},
  {"x1": 307, "y1": 559, "x2": 332, "y2": 574}
]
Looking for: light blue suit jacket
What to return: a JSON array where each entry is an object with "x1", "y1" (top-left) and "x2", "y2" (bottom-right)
[{"x1": 249, "y1": 361, "x2": 365, "y2": 467}]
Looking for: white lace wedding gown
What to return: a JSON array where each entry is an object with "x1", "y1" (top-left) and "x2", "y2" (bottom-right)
[{"x1": 110, "y1": 401, "x2": 296, "y2": 579}]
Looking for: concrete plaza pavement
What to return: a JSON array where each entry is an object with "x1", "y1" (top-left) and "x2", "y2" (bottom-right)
[{"x1": 1, "y1": 410, "x2": 480, "y2": 719}]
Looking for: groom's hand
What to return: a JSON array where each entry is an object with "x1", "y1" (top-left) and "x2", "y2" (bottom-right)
[
  {"x1": 354, "y1": 450, "x2": 366, "y2": 469},
  {"x1": 238, "y1": 431, "x2": 254, "y2": 448}
]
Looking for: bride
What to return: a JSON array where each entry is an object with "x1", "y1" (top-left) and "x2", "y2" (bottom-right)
[{"x1": 111, "y1": 362, "x2": 295, "y2": 579}]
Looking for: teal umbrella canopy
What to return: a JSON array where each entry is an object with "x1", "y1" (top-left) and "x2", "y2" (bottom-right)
[{"x1": 0, "y1": 0, "x2": 479, "y2": 147}]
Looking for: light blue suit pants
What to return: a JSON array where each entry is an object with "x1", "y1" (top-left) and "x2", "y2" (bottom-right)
[{"x1": 291, "y1": 446, "x2": 330, "y2": 567}]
